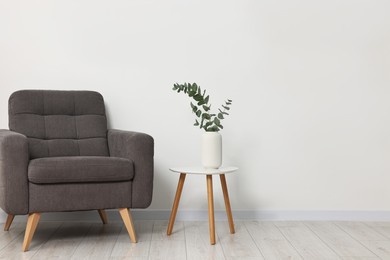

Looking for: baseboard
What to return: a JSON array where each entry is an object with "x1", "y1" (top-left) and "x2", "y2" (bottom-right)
[{"x1": 2, "y1": 210, "x2": 390, "y2": 223}]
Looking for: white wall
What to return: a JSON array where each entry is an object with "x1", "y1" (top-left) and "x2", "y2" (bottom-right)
[{"x1": 1, "y1": 0, "x2": 390, "y2": 219}]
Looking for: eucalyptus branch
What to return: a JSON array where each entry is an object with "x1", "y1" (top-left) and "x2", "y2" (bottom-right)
[{"x1": 172, "y1": 82, "x2": 233, "y2": 132}]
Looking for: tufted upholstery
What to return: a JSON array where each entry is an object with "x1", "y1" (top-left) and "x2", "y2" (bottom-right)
[
  {"x1": 0, "y1": 89, "x2": 154, "y2": 251},
  {"x1": 9, "y1": 90, "x2": 109, "y2": 159}
]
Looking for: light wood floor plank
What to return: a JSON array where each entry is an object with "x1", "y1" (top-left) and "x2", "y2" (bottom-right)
[
  {"x1": 0, "y1": 222, "x2": 61, "y2": 260},
  {"x1": 335, "y1": 222, "x2": 387, "y2": 241},
  {"x1": 305, "y1": 222, "x2": 376, "y2": 257},
  {"x1": 0, "y1": 220, "x2": 388, "y2": 259},
  {"x1": 149, "y1": 220, "x2": 186, "y2": 260},
  {"x1": 245, "y1": 221, "x2": 302, "y2": 260},
  {"x1": 152, "y1": 220, "x2": 185, "y2": 241},
  {"x1": 359, "y1": 240, "x2": 390, "y2": 260},
  {"x1": 71, "y1": 223, "x2": 122, "y2": 259},
  {"x1": 216, "y1": 221, "x2": 263, "y2": 259},
  {"x1": 365, "y1": 222, "x2": 390, "y2": 240},
  {"x1": 0, "y1": 222, "x2": 26, "y2": 251},
  {"x1": 340, "y1": 257, "x2": 380, "y2": 260},
  {"x1": 245, "y1": 221, "x2": 290, "y2": 240},
  {"x1": 149, "y1": 240, "x2": 187, "y2": 260},
  {"x1": 31, "y1": 222, "x2": 91, "y2": 259},
  {"x1": 110, "y1": 257, "x2": 148, "y2": 260},
  {"x1": 225, "y1": 257, "x2": 264, "y2": 260},
  {"x1": 110, "y1": 220, "x2": 153, "y2": 258},
  {"x1": 275, "y1": 221, "x2": 340, "y2": 259},
  {"x1": 185, "y1": 221, "x2": 225, "y2": 260}
]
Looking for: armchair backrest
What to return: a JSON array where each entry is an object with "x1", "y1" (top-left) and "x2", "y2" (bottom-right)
[{"x1": 9, "y1": 90, "x2": 109, "y2": 159}]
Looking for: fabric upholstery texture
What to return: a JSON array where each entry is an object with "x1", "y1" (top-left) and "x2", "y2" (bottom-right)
[
  {"x1": 0, "y1": 90, "x2": 154, "y2": 215},
  {"x1": 9, "y1": 90, "x2": 109, "y2": 159},
  {"x1": 0, "y1": 130, "x2": 29, "y2": 214},
  {"x1": 28, "y1": 156, "x2": 134, "y2": 184},
  {"x1": 29, "y1": 181, "x2": 133, "y2": 212},
  {"x1": 108, "y1": 129, "x2": 154, "y2": 208}
]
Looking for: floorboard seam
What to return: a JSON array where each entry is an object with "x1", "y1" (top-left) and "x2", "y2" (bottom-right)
[
  {"x1": 334, "y1": 221, "x2": 383, "y2": 260},
  {"x1": 273, "y1": 222, "x2": 305, "y2": 260}
]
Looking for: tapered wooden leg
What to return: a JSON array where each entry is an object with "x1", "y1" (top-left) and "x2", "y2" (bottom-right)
[
  {"x1": 220, "y1": 174, "x2": 235, "y2": 234},
  {"x1": 119, "y1": 208, "x2": 137, "y2": 243},
  {"x1": 167, "y1": 173, "x2": 186, "y2": 235},
  {"x1": 98, "y1": 209, "x2": 108, "y2": 224},
  {"x1": 207, "y1": 175, "x2": 216, "y2": 245},
  {"x1": 4, "y1": 214, "x2": 14, "y2": 231},
  {"x1": 22, "y1": 213, "x2": 41, "y2": 252}
]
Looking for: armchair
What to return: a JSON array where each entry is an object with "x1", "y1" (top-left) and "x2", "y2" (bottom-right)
[{"x1": 0, "y1": 90, "x2": 154, "y2": 251}]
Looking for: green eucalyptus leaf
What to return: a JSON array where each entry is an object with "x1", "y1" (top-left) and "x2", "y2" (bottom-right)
[
  {"x1": 194, "y1": 94, "x2": 202, "y2": 101},
  {"x1": 211, "y1": 126, "x2": 219, "y2": 132},
  {"x1": 191, "y1": 103, "x2": 198, "y2": 113},
  {"x1": 204, "y1": 121, "x2": 213, "y2": 128},
  {"x1": 172, "y1": 83, "x2": 232, "y2": 131},
  {"x1": 202, "y1": 113, "x2": 211, "y2": 120}
]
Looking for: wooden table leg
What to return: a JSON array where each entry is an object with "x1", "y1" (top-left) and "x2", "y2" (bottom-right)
[
  {"x1": 220, "y1": 174, "x2": 235, "y2": 234},
  {"x1": 207, "y1": 175, "x2": 216, "y2": 245},
  {"x1": 167, "y1": 173, "x2": 186, "y2": 235}
]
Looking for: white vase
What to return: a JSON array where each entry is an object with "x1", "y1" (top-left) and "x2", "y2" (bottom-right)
[{"x1": 201, "y1": 132, "x2": 222, "y2": 169}]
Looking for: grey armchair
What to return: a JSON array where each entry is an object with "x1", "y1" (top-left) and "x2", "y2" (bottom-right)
[{"x1": 0, "y1": 90, "x2": 154, "y2": 251}]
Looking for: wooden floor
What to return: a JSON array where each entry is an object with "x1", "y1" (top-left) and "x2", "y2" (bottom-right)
[{"x1": 1, "y1": 221, "x2": 390, "y2": 259}]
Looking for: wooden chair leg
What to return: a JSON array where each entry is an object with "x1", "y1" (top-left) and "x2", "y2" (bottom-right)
[
  {"x1": 4, "y1": 214, "x2": 14, "y2": 231},
  {"x1": 22, "y1": 213, "x2": 41, "y2": 252},
  {"x1": 119, "y1": 208, "x2": 137, "y2": 243},
  {"x1": 98, "y1": 209, "x2": 108, "y2": 224}
]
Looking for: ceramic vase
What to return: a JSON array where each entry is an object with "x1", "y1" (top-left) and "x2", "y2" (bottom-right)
[{"x1": 201, "y1": 132, "x2": 222, "y2": 169}]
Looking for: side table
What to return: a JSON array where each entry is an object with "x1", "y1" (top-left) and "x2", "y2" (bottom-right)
[{"x1": 166, "y1": 166, "x2": 238, "y2": 245}]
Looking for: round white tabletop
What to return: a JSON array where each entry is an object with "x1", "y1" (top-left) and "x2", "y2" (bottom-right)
[{"x1": 169, "y1": 166, "x2": 238, "y2": 175}]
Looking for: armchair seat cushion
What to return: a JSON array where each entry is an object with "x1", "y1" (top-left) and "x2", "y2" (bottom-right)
[{"x1": 28, "y1": 156, "x2": 134, "y2": 184}]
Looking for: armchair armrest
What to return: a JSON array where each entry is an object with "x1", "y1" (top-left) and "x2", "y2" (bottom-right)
[
  {"x1": 0, "y1": 130, "x2": 29, "y2": 215},
  {"x1": 107, "y1": 129, "x2": 154, "y2": 208}
]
